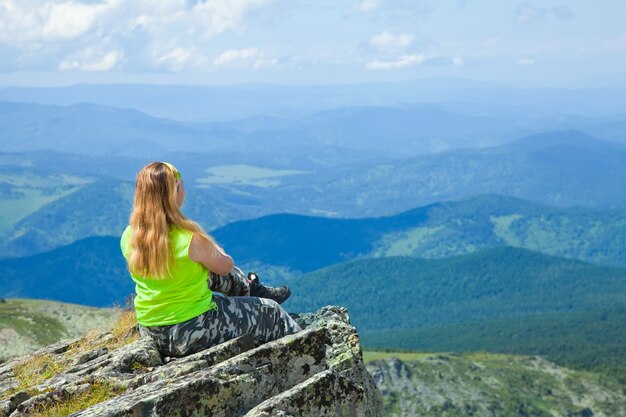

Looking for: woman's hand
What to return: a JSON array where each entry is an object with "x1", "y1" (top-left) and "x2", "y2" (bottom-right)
[{"x1": 189, "y1": 234, "x2": 234, "y2": 275}]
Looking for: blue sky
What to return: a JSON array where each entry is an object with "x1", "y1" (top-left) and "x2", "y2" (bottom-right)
[{"x1": 0, "y1": 0, "x2": 625, "y2": 87}]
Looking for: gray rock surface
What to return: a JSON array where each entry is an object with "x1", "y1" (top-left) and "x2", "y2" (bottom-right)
[{"x1": 0, "y1": 306, "x2": 382, "y2": 417}]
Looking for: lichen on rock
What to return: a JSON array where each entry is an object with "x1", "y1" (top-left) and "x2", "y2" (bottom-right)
[{"x1": 0, "y1": 306, "x2": 383, "y2": 417}]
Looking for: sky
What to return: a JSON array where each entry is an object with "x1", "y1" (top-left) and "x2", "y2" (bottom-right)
[{"x1": 0, "y1": 0, "x2": 625, "y2": 87}]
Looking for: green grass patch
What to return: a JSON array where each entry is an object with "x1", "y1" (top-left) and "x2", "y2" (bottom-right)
[
  {"x1": 0, "y1": 186, "x2": 82, "y2": 235},
  {"x1": 0, "y1": 299, "x2": 125, "y2": 362},
  {"x1": 0, "y1": 300, "x2": 68, "y2": 346},
  {"x1": 363, "y1": 350, "x2": 438, "y2": 363},
  {"x1": 196, "y1": 164, "x2": 307, "y2": 188},
  {"x1": 490, "y1": 214, "x2": 524, "y2": 246},
  {"x1": 373, "y1": 226, "x2": 444, "y2": 257},
  {"x1": 371, "y1": 350, "x2": 625, "y2": 417},
  {"x1": 1, "y1": 353, "x2": 64, "y2": 401},
  {"x1": 0, "y1": 173, "x2": 90, "y2": 188}
]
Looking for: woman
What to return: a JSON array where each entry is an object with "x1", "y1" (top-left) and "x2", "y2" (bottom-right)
[{"x1": 120, "y1": 162, "x2": 301, "y2": 357}]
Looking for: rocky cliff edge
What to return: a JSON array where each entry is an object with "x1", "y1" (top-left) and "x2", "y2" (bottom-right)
[{"x1": 0, "y1": 306, "x2": 383, "y2": 417}]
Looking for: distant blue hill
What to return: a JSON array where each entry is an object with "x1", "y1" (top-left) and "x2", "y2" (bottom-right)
[
  {"x1": 0, "y1": 101, "x2": 219, "y2": 158},
  {"x1": 260, "y1": 130, "x2": 626, "y2": 214},
  {"x1": 0, "y1": 236, "x2": 131, "y2": 307},
  {"x1": 2, "y1": 97, "x2": 626, "y2": 160},
  {"x1": 2, "y1": 79, "x2": 626, "y2": 121},
  {"x1": 0, "y1": 101, "x2": 394, "y2": 162}
]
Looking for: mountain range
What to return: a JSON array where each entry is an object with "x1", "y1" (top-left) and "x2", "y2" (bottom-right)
[
  {"x1": 2, "y1": 130, "x2": 626, "y2": 258},
  {"x1": 3, "y1": 188, "x2": 626, "y2": 268},
  {"x1": 0, "y1": 101, "x2": 222, "y2": 158},
  {"x1": 2, "y1": 79, "x2": 626, "y2": 121},
  {"x1": 3, "y1": 97, "x2": 626, "y2": 160},
  {"x1": 263, "y1": 130, "x2": 626, "y2": 216}
]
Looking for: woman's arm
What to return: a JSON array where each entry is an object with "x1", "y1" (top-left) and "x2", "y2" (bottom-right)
[{"x1": 188, "y1": 234, "x2": 234, "y2": 276}]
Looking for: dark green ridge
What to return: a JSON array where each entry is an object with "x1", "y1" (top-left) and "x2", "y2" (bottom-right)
[{"x1": 283, "y1": 247, "x2": 626, "y2": 331}]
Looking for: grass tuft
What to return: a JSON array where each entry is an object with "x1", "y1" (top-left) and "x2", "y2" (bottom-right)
[
  {"x1": 68, "y1": 308, "x2": 139, "y2": 356},
  {"x1": 29, "y1": 381, "x2": 126, "y2": 417},
  {"x1": 2, "y1": 354, "x2": 64, "y2": 399},
  {"x1": 111, "y1": 309, "x2": 138, "y2": 341}
]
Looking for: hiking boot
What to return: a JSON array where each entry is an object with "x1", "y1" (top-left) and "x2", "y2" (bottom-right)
[{"x1": 247, "y1": 272, "x2": 291, "y2": 304}]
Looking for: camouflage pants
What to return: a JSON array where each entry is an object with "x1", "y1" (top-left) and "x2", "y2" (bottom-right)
[
  {"x1": 139, "y1": 267, "x2": 302, "y2": 357},
  {"x1": 208, "y1": 266, "x2": 251, "y2": 297}
]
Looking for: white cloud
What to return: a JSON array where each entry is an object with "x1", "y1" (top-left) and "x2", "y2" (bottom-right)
[
  {"x1": 515, "y1": 3, "x2": 546, "y2": 24},
  {"x1": 0, "y1": 0, "x2": 275, "y2": 72},
  {"x1": 517, "y1": 58, "x2": 535, "y2": 65},
  {"x1": 366, "y1": 54, "x2": 426, "y2": 70},
  {"x1": 369, "y1": 31, "x2": 413, "y2": 55},
  {"x1": 0, "y1": 0, "x2": 117, "y2": 45},
  {"x1": 41, "y1": 1, "x2": 114, "y2": 41},
  {"x1": 213, "y1": 47, "x2": 277, "y2": 70},
  {"x1": 136, "y1": 0, "x2": 274, "y2": 43},
  {"x1": 357, "y1": 0, "x2": 381, "y2": 13},
  {"x1": 602, "y1": 33, "x2": 626, "y2": 52},
  {"x1": 354, "y1": 0, "x2": 432, "y2": 18},
  {"x1": 59, "y1": 49, "x2": 123, "y2": 71},
  {"x1": 214, "y1": 48, "x2": 259, "y2": 66},
  {"x1": 197, "y1": 0, "x2": 274, "y2": 34},
  {"x1": 366, "y1": 53, "x2": 464, "y2": 70},
  {"x1": 158, "y1": 47, "x2": 205, "y2": 71}
]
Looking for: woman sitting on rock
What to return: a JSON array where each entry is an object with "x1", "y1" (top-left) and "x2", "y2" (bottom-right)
[{"x1": 120, "y1": 162, "x2": 301, "y2": 357}]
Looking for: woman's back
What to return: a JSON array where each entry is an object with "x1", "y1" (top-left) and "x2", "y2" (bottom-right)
[{"x1": 121, "y1": 225, "x2": 216, "y2": 327}]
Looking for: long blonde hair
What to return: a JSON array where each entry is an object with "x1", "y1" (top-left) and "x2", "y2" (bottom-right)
[{"x1": 128, "y1": 162, "x2": 213, "y2": 279}]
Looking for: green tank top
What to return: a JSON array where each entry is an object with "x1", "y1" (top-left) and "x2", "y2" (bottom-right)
[{"x1": 120, "y1": 225, "x2": 217, "y2": 327}]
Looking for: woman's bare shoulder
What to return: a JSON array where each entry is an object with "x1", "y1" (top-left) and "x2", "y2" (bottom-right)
[{"x1": 189, "y1": 233, "x2": 234, "y2": 275}]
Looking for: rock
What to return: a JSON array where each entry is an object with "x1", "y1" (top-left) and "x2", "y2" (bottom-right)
[
  {"x1": 0, "y1": 400, "x2": 10, "y2": 416},
  {"x1": 8, "y1": 392, "x2": 29, "y2": 410},
  {"x1": 0, "y1": 306, "x2": 382, "y2": 417}
]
